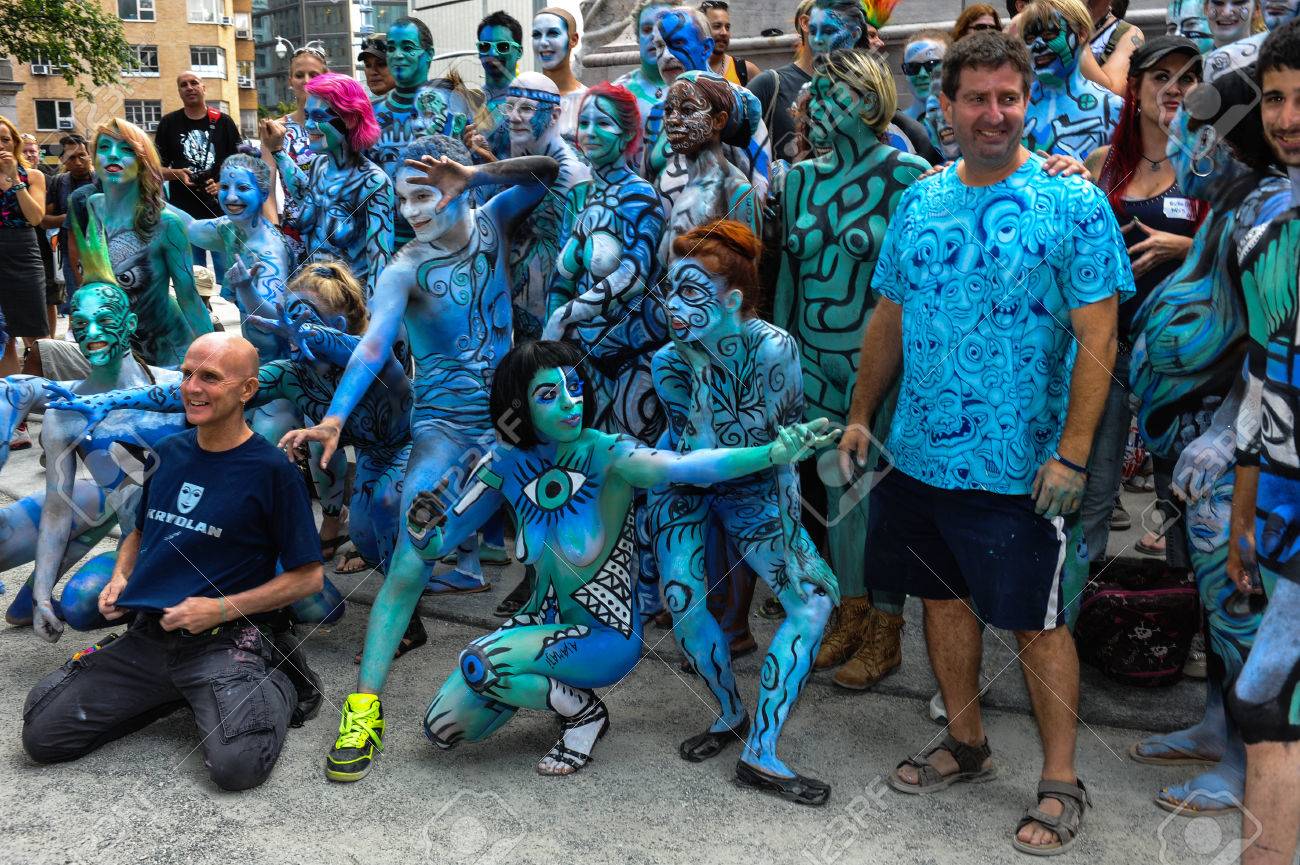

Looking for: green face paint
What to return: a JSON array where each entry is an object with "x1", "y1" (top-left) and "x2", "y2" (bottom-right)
[
  {"x1": 70, "y1": 284, "x2": 135, "y2": 368},
  {"x1": 527, "y1": 366, "x2": 585, "y2": 444}
]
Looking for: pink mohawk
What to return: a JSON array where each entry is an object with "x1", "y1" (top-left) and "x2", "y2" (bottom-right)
[{"x1": 305, "y1": 73, "x2": 381, "y2": 153}]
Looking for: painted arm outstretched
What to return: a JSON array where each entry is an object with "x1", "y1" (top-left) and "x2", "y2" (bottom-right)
[
  {"x1": 0, "y1": 377, "x2": 49, "y2": 469},
  {"x1": 614, "y1": 419, "x2": 838, "y2": 489},
  {"x1": 161, "y1": 213, "x2": 214, "y2": 339},
  {"x1": 403, "y1": 153, "x2": 558, "y2": 230},
  {"x1": 272, "y1": 150, "x2": 309, "y2": 203},
  {"x1": 186, "y1": 214, "x2": 225, "y2": 252},
  {"x1": 44, "y1": 365, "x2": 288, "y2": 428},
  {"x1": 543, "y1": 186, "x2": 663, "y2": 339}
]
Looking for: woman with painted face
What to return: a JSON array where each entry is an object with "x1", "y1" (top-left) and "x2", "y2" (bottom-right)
[
  {"x1": 532, "y1": 7, "x2": 587, "y2": 147},
  {"x1": 651, "y1": 219, "x2": 840, "y2": 805},
  {"x1": 1020, "y1": 0, "x2": 1123, "y2": 159},
  {"x1": 415, "y1": 339, "x2": 838, "y2": 777},
  {"x1": 900, "y1": 31, "x2": 949, "y2": 121},
  {"x1": 1206, "y1": 0, "x2": 1264, "y2": 47},
  {"x1": 774, "y1": 49, "x2": 930, "y2": 692},
  {"x1": 262, "y1": 43, "x2": 328, "y2": 255},
  {"x1": 657, "y1": 71, "x2": 759, "y2": 265},
  {"x1": 260, "y1": 73, "x2": 394, "y2": 300},
  {"x1": 1126, "y1": 49, "x2": 1293, "y2": 817},
  {"x1": 82, "y1": 119, "x2": 211, "y2": 369},
  {"x1": 0, "y1": 116, "x2": 47, "y2": 390},
  {"x1": 804, "y1": 0, "x2": 942, "y2": 162},
  {"x1": 1080, "y1": 36, "x2": 1206, "y2": 568}
]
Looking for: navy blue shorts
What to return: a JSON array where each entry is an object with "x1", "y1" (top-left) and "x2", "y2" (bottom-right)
[{"x1": 865, "y1": 470, "x2": 1071, "y2": 632}]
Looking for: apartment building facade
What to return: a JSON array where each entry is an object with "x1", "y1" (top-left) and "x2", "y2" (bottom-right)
[{"x1": 13, "y1": 0, "x2": 259, "y2": 161}]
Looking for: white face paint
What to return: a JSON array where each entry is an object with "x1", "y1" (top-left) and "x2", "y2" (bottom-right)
[
  {"x1": 532, "y1": 13, "x2": 570, "y2": 71},
  {"x1": 396, "y1": 167, "x2": 458, "y2": 242}
]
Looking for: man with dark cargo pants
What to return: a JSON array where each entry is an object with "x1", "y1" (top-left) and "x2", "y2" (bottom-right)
[{"x1": 21, "y1": 332, "x2": 323, "y2": 791}]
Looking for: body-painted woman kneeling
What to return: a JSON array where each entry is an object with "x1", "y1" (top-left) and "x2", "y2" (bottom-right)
[{"x1": 413, "y1": 340, "x2": 837, "y2": 775}]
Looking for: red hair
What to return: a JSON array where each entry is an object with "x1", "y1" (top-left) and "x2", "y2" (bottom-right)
[
  {"x1": 305, "y1": 73, "x2": 381, "y2": 153},
  {"x1": 1099, "y1": 74, "x2": 1208, "y2": 226},
  {"x1": 581, "y1": 82, "x2": 642, "y2": 159},
  {"x1": 671, "y1": 219, "x2": 762, "y2": 316}
]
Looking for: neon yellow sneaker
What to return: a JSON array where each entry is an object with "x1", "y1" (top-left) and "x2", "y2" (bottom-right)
[{"x1": 326, "y1": 693, "x2": 384, "y2": 782}]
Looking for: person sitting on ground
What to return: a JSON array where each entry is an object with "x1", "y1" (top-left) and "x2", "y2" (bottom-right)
[{"x1": 20, "y1": 331, "x2": 324, "y2": 792}]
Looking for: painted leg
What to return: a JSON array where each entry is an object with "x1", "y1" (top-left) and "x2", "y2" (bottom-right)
[
  {"x1": 739, "y1": 532, "x2": 834, "y2": 786},
  {"x1": 1131, "y1": 673, "x2": 1228, "y2": 764},
  {"x1": 653, "y1": 488, "x2": 746, "y2": 760},
  {"x1": 58, "y1": 553, "x2": 115, "y2": 631}
]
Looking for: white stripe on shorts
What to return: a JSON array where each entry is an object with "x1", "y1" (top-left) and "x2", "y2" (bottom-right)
[{"x1": 1043, "y1": 515, "x2": 1067, "y2": 630}]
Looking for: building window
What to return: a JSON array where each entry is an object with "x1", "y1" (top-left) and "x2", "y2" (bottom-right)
[
  {"x1": 122, "y1": 44, "x2": 159, "y2": 77},
  {"x1": 119, "y1": 0, "x2": 156, "y2": 21},
  {"x1": 240, "y1": 109, "x2": 258, "y2": 139},
  {"x1": 188, "y1": 0, "x2": 224, "y2": 24},
  {"x1": 35, "y1": 100, "x2": 74, "y2": 132},
  {"x1": 190, "y1": 46, "x2": 227, "y2": 78},
  {"x1": 207, "y1": 100, "x2": 230, "y2": 116},
  {"x1": 234, "y1": 12, "x2": 251, "y2": 38},
  {"x1": 237, "y1": 60, "x2": 254, "y2": 87},
  {"x1": 124, "y1": 100, "x2": 164, "y2": 130}
]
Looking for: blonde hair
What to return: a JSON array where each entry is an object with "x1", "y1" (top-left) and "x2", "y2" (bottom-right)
[
  {"x1": 93, "y1": 118, "x2": 165, "y2": 237},
  {"x1": 287, "y1": 260, "x2": 369, "y2": 334},
  {"x1": 816, "y1": 49, "x2": 898, "y2": 137},
  {"x1": 0, "y1": 117, "x2": 29, "y2": 169},
  {"x1": 1021, "y1": 0, "x2": 1092, "y2": 41}
]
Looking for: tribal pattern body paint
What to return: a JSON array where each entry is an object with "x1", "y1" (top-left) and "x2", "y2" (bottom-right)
[
  {"x1": 650, "y1": 277, "x2": 836, "y2": 782},
  {"x1": 274, "y1": 97, "x2": 395, "y2": 299},
  {"x1": 1128, "y1": 103, "x2": 1291, "y2": 810},
  {"x1": 86, "y1": 133, "x2": 211, "y2": 367},
  {"x1": 546, "y1": 93, "x2": 668, "y2": 445},
  {"x1": 2, "y1": 273, "x2": 185, "y2": 642},
  {"x1": 774, "y1": 62, "x2": 928, "y2": 593},
  {"x1": 316, "y1": 147, "x2": 556, "y2": 696},
  {"x1": 416, "y1": 354, "x2": 829, "y2": 771},
  {"x1": 504, "y1": 77, "x2": 591, "y2": 341},
  {"x1": 655, "y1": 74, "x2": 760, "y2": 265},
  {"x1": 1022, "y1": 13, "x2": 1123, "y2": 159}
]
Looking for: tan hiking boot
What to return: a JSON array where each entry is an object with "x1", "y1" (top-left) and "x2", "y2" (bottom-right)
[
  {"x1": 814, "y1": 595, "x2": 871, "y2": 671},
  {"x1": 833, "y1": 607, "x2": 904, "y2": 690}
]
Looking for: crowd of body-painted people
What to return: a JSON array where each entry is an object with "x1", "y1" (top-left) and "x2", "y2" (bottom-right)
[{"x1": 0, "y1": 0, "x2": 1297, "y2": 858}]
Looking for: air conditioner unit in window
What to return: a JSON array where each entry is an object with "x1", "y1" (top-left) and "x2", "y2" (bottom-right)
[
  {"x1": 143, "y1": 121, "x2": 158, "y2": 132},
  {"x1": 57, "y1": 118, "x2": 75, "y2": 130},
  {"x1": 236, "y1": 27, "x2": 251, "y2": 39},
  {"x1": 221, "y1": 16, "x2": 233, "y2": 25},
  {"x1": 238, "y1": 76, "x2": 253, "y2": 88},
  {"x1": 30, "y1": 64, "x2": 50, "y2": 75}
]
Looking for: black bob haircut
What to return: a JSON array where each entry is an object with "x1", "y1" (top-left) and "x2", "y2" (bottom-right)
[
  {"x1": 491, "y1": 340, "x2": 596, "y2": 449},
  {"x1": 478, "y1": 10, "x2": 524, "y2": 45}
]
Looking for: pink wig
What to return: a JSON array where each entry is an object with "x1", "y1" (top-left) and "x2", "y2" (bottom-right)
[
  {"x1": 305, "y1": 73, "x2": 381, "y2": 153},
  {"x1": 581, "y1": 82, "x2": 642, "y2": 160}
]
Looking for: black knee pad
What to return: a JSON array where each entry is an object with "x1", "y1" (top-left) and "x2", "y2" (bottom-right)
[
  {"x1": 1228, "y1": 656, "x2": 1300, "y2": 745},
  {"x1": 459, "y1": 644, "x2": 503, "y2": 695}
]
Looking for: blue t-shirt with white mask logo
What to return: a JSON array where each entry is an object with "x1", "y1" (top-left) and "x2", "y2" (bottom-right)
[{"x1": 116, "y1": 428, "x2": 321, "y2": 612}]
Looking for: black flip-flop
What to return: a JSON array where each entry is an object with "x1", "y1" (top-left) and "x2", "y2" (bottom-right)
[
  {"x1": 680, "y1": 714, "x2": 749, "y2": 762},
  {"x1": 734, "y1": 759, "x2": 831, "y2": 807}
]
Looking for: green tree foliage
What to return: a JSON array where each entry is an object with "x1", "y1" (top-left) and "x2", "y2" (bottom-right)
[{"x1": 3, "y1": 0, "x2": 133, "y2": 98}]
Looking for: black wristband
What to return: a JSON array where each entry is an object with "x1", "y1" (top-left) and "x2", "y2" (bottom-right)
[{"x1": 1052, "y1": 452, "x2": 1088, "y2": 474}]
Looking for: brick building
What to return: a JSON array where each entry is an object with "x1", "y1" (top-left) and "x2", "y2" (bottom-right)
[{"x1": 11, "y1": 0, "x2": 259, "y2": 165}]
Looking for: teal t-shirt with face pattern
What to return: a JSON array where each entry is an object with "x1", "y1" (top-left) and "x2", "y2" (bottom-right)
[{"x1": 871, "y1": 154, "x2": 1135, "y2": 495}]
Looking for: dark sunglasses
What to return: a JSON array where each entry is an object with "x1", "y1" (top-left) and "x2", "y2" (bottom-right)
[
  {"x1": 901, "y1": 58, "x2": 943, "y2": 76},
  {"x1": 477, "y1": 39, "x2": 521, "y2": 55},
  {"x1": 969, "y1": 22, "x2": 999, "y2": 31}
]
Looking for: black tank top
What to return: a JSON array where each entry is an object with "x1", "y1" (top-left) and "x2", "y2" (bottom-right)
[{"x1": 1114, "y1": 182, "x2": 1201, "y2": 341}]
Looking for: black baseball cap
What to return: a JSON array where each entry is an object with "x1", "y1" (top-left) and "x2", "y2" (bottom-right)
[
  {"x1": 358, "y1": 37, "x2": 387, "y2": 63},
  {"x1": 1130, "y1": 35, "x2": 1202, "y2": 75}
]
